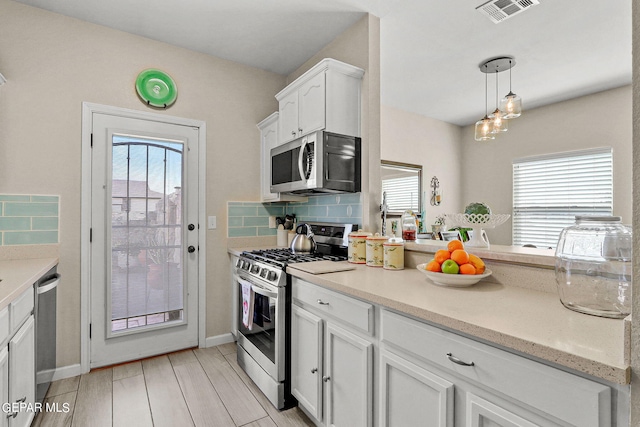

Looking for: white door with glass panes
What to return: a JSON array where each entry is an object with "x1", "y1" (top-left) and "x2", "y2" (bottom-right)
[{"x1": 90, "y1": 112, "x2": 199, "y2": 368}]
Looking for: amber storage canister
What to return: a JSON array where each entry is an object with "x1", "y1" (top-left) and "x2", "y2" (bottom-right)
[
  {"x1": 383, "y1": 236, "x2": 404, "y2": 270},
  {"x1": 348, "y1": 230, "x2": 372, "y2": 264},
  {"x1": 366, "y1": 233, "x2": 388, "y2": 267}
]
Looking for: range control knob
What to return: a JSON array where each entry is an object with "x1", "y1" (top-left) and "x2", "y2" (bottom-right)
[
  {"x1": 242, "y1": 261, "x2": 251, "y2": 271},
  {"x1": 267, "y1": 271, "x2": 278, "y2": 281},
  {"x1": 251, "y1": 265, "x2": 260, "y2": 274},
  {"x1": 236, "y1": 259, "x2": 242, "y2": 268},
  {"x1": 260, "y1": 269, "x2": 268, "y2": 278}
]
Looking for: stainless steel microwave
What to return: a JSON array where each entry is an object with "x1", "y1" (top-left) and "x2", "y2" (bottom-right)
[{"x1": 270, "y1": 131, "x2": 361, "y2": 195}]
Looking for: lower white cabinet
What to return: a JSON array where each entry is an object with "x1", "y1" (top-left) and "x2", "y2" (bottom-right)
[
  {"x1": 380, "y1": 308, "x2": 617, "y2": 427},
  {"x1": 7, "y1": 316, "x2": 35, "y2": 427},
  {"x1": 379, "y1": 349, "x2": 454, "y2": 427},
  {"x1": 291, "y1": 279, "x2": 373, "y2": 427},
  {"x1": 0, "y1": 348, "x2": 8, "y2": 427}
]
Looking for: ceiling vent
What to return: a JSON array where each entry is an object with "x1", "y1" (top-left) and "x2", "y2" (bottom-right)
[{"x1": 476, "y1": 0, "x2": 540, "y2": 24}]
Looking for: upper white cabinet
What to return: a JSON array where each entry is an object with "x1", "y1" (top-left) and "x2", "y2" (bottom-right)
[
  {"x1": 275, "y1": 58, "x2": 364, "y2": 144},
  {"x1": 257, "y1": 113, "x2": 306, "y2": 203}
]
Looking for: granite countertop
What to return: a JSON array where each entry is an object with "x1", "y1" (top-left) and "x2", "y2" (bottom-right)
[
  {"x1": 0, "y1": 257, "x2": 59, "y2": 311},
  {"x1": 228, "y1": 243, "x2": 629, "y2": 385},
  {"x1": 286, "y1": 263, "x2": 629, "y2": 385}
]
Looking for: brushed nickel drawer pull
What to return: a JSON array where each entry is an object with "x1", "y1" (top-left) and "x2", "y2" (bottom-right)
[
  {"x1": 446, "y1": 352, "x2": 475, "y2": 367},
  {"x1": 311, "y1": 368, "x2": 318, "y2": 374},
  {"x1": 323, "y1": 375, "x2": 331, "y2": 382},
  {"x1": 317, "y1": 299, "x2": 330, "y2": 305}
]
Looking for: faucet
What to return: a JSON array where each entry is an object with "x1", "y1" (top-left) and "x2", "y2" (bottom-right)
[{"x1": 380, "y1": 191, "x2": 388, "y2": 236}]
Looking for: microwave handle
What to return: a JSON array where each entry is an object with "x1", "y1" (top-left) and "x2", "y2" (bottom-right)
[{"x1": 297, "y1": 139, "x2": 308, "y2": 182}]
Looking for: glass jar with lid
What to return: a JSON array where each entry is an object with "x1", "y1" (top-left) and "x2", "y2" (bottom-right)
[
  {"x1": 554, "y1": 216, "x2": 632, "y2": 318},
  {"x1": 401, "y1": 210, "x2": 417, "y2": 241}
]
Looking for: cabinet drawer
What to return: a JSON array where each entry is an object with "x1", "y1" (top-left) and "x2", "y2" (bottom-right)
[
  {"x1": 0, "y1": 306, "x2": 8, "y2": 346},
  {"x1": 380, "y1": 309, "x2": 611, "y2": 427},
  {"x1": 10, "y1": 286, "x2": 34, "y2": 333},
  {"x1": 293, "y1": 278, "x2": 374, "y2": 335}
]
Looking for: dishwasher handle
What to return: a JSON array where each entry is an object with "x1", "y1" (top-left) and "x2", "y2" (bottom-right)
[{"x1": 37, "y1": 274, "x2": 61, "y2": 294}]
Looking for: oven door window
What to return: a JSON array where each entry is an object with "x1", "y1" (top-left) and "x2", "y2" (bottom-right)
[{"x1": 238, "y1": 283, "x2": 277, "y2": 364}]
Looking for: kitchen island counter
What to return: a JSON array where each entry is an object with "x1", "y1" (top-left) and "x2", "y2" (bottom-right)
[{"x1": 286, "y1": 262, "x2": 630, "y2": 385}]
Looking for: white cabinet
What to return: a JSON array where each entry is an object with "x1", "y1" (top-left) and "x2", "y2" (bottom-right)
[
  {"x1": 291, "y1": 278, "x2": 373, "y2": 427},
  {"x1": 257, "y1": 112, "x2": 306, "y2": 202},
  {"x1": 0, "y1": 348, "x2": 8, "y2": 427},
  {"x1": 275, "y1": 58, "x2": 364, "y2": 144},
  {"x1": 0, "y1": 286, "x2": 36, "y2": 427},
  {"x1": 379, "y1": 349, "x2": 454, "y2": 427},
  {"x1": 380, "y1": 308, "x2": 615, "y2": 427},
  {"x1": 7, "y1": 316, "x2": 35, "y2": 427},
  {"x1": 291, "y1": 305, "x2": 323, "y2": 420}
]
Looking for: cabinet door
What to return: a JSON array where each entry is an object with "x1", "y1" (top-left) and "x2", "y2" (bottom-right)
[
  {"x1": 260, "y1": 118, "x2": 279, "y2": 202},
  {"x1": 379, "y1": 350, "x2": 454, "y2": 427},
  {"x1": 278, "y1": 91, "x2": 299, "y2": 144},
  {"x1": 0, "y1": 348, "x2": 8, "y2": 427},
  {"x1": 291, "y1": 305, "x2": 323, "y2": 422},
  {"x1": 8, "y1": 316, "x2": 35, "y2": 427},
  {"x1": 326, "y1": 323, "x2": 372, "y2": 427},
  {"x1": 465, "y1": 393, "x2": 539, "y2": 427},
  {"x1": 298, "y1": 71, "x2": 326, "y2": 136}
]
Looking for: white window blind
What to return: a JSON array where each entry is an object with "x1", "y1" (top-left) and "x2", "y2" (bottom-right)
[
  {"x1": 381, "y1": 162, "x2": 421, "y2": 214},
  {"x1": 512, "y1": 147, "x2": 613, "y2": 249}
]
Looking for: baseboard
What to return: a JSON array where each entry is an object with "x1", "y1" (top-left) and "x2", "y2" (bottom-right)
[
  {"x1": 51, "y1": 364, "x2": 83, "y2": 381},
  {"x1": 50, "y1": 334, "x2": 234, "y2": 381},
  {"x1": 204, "y1": 332, "x2": 235, "y2": 348}
]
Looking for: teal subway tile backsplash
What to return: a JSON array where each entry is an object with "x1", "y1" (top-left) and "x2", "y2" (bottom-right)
[
  {"x1": 227, "y1": 194, "x2": 362, "y2": 238},
  {"x1": 0, "y1": 194, "x2": 59, "y2": 245}
]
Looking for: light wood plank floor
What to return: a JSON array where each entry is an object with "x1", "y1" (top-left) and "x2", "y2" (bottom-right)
[{"x1": 32, "y1": 343, "x2": 315, "y2": 427}]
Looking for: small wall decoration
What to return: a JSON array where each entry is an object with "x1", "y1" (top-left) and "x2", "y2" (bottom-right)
[{"x1": 135, "y1": 69, "x2": 177, "y2": 108}]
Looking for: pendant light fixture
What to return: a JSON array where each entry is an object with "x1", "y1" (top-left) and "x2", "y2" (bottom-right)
[
  {"x1": 474, "y1": 64, "x2": 495, "y2": 141},
  {"x1": 500, "y1": 58, "x2": 522, "y2": 119},
  {"x1": 489, "y1": 67, "x2": 508, "y2": 134}
]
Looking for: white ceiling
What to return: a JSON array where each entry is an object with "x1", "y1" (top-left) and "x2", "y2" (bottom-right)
[{"x1": 14, "y1": 0, "x2": 632, "y2": 126}]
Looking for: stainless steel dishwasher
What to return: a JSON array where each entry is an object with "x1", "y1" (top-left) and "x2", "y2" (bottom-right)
[{"x1": 35, "y1": 267, "x2": 59, "y2": 404}]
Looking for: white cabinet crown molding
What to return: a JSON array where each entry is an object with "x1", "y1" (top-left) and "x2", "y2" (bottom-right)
[{"x1": 275, "y1": 58, "x2": 365, "y2": 101}]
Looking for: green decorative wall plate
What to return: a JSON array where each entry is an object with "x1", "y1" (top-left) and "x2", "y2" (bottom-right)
[{"x1": 135, "y1": 69, "x2": 177, "y2": 108}]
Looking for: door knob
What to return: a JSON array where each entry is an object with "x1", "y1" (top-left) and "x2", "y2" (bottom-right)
[
  {"x1": 188, "y1": 246, "x2": 196, "y2": 253},
  {"x1": 188, "y1": 224, "x2": 195, "y2": 231}
]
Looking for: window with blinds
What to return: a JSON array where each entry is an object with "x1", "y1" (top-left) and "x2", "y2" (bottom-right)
[
  {"x1": 512, "y1": 147, "x2": 613, "y2": 249},
  {"x1": 381, "y1": 161, "x2": 422, "y2": 215}
]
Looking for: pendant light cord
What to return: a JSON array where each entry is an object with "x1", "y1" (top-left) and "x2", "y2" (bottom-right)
[
  {"x1": 495, "y1": 69, "x2": 499, "y2": 109},
  {"x1": 509, "y1": 59, "x2": 513, "y2": 92},
  {"x1": 484, "y1": 64, "x2": 488, "y2": 116}
]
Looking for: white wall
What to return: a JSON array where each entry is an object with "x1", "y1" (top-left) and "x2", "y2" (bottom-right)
[
  {"x1": 0, "y1": 0, "x2": 286, "y2": 367},
  {"x1": 380, "y1": 104, "x2": 463, "y2": 226},
  {"x1": 460, "y1": 85, "x2": 632, "y2": 245}
]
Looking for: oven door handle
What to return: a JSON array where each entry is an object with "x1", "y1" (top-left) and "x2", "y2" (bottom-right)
[
  {"x1": 251, "y1": 284, "x2": 278, "y2": 299},
  {"x1": 239, "y1": 276, "x2": 279, "y2": 300}
]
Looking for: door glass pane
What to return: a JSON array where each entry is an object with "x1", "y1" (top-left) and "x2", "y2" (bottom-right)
[{"x1": 110, "y1": 135, "x2": 184, "y2": 333}]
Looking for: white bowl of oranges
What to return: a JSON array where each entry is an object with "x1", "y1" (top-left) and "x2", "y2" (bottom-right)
[{"x1": 416, "y1": 240, "x2": 491, "y2": 287}]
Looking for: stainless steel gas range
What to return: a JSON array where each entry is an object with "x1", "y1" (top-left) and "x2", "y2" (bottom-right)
[{"x1": 234, "y1": 222, "x2": 357, "y2": 409}]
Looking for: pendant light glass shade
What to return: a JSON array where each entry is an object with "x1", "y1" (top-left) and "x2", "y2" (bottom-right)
[
  {"x1": 475, "y1": 116, "x2": 496, "y2": 141},
  {"x1": 500, "y1": 91, "x2": 522, "y2": 119},
  {"x1": 500, "y1": 59, "x2": 522, "y2": 119},
  {"x1": 488, "y1": 70, "x2": 508, "y2": 133}
]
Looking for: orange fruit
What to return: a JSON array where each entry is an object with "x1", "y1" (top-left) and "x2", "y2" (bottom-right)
[
  {"x1": 425, "y1": 260, "x2": 441, "y2": 272},
  {"x1": 468, "y1": 254, "x2": 485, "y2": 274},
  {"x1": 447, "y1": 239, "x2": 464, "y2": 252},
  {"x1": 459, "y1": 263, "x2": 476, "y2": 275},
  {"x1": 450, "y1": 249, "x2": 470, "y2": 265},
  {"x1": 434, "y1": 249, "x2": 451, "y2": 264}
]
